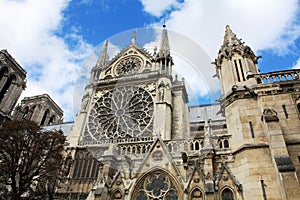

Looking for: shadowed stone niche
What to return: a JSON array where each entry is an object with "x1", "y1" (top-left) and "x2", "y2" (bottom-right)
[
  {"x1": 262, "y1": 108, "x2": 279, "y2": 122},
  {"x1": 274, "y1": 156, "x2": 295, "y2": 172}
]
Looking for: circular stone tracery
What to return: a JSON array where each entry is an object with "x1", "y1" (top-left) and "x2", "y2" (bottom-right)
[
  {"x1": 87, "y1": 86, "x2": 154, "y2": 140},
  {"x1": 115, "y1": 56, "x2": 143, "y2": 75}
]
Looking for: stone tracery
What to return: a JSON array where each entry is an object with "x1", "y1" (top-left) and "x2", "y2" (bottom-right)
[{"x1": 86, "y1": 86, "x2": 154, "y2": 141}]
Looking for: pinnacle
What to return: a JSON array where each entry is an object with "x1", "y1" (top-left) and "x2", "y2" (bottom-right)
[
  {"x1": 95, "y1": 40, "x2": 109, "y2": 69},
  {"x1": 159, "y1": 27, "x2": 170, "y2": 57}
]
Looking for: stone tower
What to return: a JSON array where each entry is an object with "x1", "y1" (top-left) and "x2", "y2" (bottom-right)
[
  {"x1": 215, "y1": 25, "x2": 300, "y2": 199},
  {"x1": 0, "y1": 50, "x2": 26, "y2": 122},
  {"x1": 14, "y1": 94, "x2": 63, "y2": 125}
]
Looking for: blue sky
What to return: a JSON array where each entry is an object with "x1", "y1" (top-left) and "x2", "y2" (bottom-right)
[{"x1": 0, "y1": 0, "x2": 299, "y2": 121}]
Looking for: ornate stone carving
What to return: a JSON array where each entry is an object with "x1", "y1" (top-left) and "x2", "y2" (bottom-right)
[
  {"x1": 134, "y1": 173, "x2": 178, "y2": 199},
  {"x1": 152, "y1": 150, "x2": 163, "y2": 162},
  {"x1": 86, "y1": 86, "x2": 154, "y2": 140},
  {"x1": 115, "y1": 56, "x2": 143, "y2": 76},
  {"x1": 262, "y1": 108, "x2": 279, "y2": 122}
]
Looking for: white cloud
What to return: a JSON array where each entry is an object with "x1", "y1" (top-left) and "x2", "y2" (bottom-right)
[
  {"x1": 146, "y1": 0, "x2": 300, "y2": 59},
  {"x1": 0, "y1": 0, "x2": 94, "y2": 121},
  {"x1": 293, "y1": 58, "x2": 300, "y2": 69},
  {"x1": 139, "y1": 0, "x2": 182, "y2": 17},
  {"x1": 140, "y1": 0, "x2": 300, "y2": 98},
  {"x1": 143, "y1": 28, "x2": 219, "y2": 104}
]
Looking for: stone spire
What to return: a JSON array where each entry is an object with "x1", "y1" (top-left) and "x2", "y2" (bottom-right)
[
  {"x1": 223, "y1": 25, "x2": 242, "y2": 49},
  {"x1": 95, "y1": 40, "x2": 109, "y2": 69},
  {"x1": 159, "y1": 25, "x2": 170, "y2": 58},
  {"x1": 90, "y1": 41, "x2": 109, "y2": 83},
  {"x1": 216, "y1": 25, "x2": 259, "y2": 65}
]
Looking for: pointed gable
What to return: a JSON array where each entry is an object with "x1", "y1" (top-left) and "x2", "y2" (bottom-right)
[
  {"x1": 185, "y1": 161, "x2": 206, "y2": 195},
  {"x1": 134, "y1": 138, "x2": 181, "y2": 178},
  {"x1": 215, "y1": 161, "x2": 242, "y2": 192},
  {"x1": 102, "y1": 36, "x2": 154, "y2": 79}
]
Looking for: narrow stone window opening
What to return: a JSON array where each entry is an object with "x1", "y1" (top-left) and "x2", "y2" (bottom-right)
[
  {"x1": 224, "y1": 139, "x2": 229, "y2": 148},
  {"x1": 190, "y1": 142, "x2": 194, "y2": 151},
  {"x1": 0, "y1": 75, "x2": 14, "y2": 103},
  {"x1": 40, "y1": 109, "x2": 49, "y2": 125},
  {"x1": 219, "y1": 140, "x2": 223, "y2": 149},
  {"x1": 22, "y1": 107, "x2": 29, "y2": 120},
  {"x1": 249, "y1": 121, "x2": 255, "y2": 138},
  {"x1": 239, "y1": 59, "x2": 246, "y2": 81},
  {"x1": 282, "y1": 105, "x2": 288, "y2": 119},
  {"x1": 48, "y1": 115, "x2": 55, "y2": 125},
  {"x1": 234, "y1": 60, "x2": 241, "y2": 82},
  {"x1": 195, "y1": 141, "x2": 200, "y2": 150}
]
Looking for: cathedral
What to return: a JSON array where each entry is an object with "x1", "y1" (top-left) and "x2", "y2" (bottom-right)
[{"x1": 1, "y1": 25, "x2": 300, "y2": 199}]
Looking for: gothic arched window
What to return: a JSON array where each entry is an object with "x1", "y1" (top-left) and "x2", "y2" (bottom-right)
[
  {"x1": 0, "y1": 74, "x2": 16, "y2": 103},
  {"x1": 221, "y1": 188, "x2": 234, "y2": 200},
  {"x1": 40, "y1": 109, "x2": 50, "y2": 125},
  {"x1": 134, "y1": 172, "x2": 179, "y2": 200},
  {"x1": 111, "y1": 190, "x2": 123, "y2": 200},
  {"x1": 0, "y1": 67, "x2": 8, "y2": 82},
  {"x1": 219, "y1": 140, "x2": 223, "y2": 149},
  {"x1": 195, "y1": 141, "x2": 200, "y2": 150},
  {"x1": 22, "y1": 106, "x2": 29, "y2": 120},
  {"x1": 190, "y1": 188, "x2": 203, "y2": 200},
  {"x1": 224, "y1": 139, "x2": 229, "y2": 148},
  {"x1": 48, "y1": 115, "x2": 55, "y2": 125}
]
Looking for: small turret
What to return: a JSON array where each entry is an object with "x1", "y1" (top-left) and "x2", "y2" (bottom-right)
[{"x1": 215, "y1": 25, "x2": 260, "y2": 97}]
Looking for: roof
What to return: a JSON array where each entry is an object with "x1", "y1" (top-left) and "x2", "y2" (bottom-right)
[
  {"x1": 43, "y1": 121, "x2": 74, "y2": 136},
  {"x1": 189, "y1": 103, "x2": 225, "y2": 122}
]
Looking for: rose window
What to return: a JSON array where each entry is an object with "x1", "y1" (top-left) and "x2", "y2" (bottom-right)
[
  {"x1": 86, "y1": 86, "x2": 154, "y2": 140},
  {"x1": 115, "y1": 56, "x2": 143, "y2": 76}
]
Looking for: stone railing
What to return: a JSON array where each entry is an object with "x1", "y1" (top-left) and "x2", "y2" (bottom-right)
[
  {"x1": 116, "y1": 138, "x2": 204, "y2": 155},
  {"x1": 80, "y1": 136, "x2": 153, "y2": 146},
  {"x1": 254, "y1": 69, "x2": 300, "y2": 84},
  {"x1": 99, "y1": 71, "x2": 160, "y2": 84}
]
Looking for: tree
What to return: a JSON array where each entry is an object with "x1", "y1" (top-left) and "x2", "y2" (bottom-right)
[{"x1": 0, "y1": 120, "x2": 67, "y2": 199}]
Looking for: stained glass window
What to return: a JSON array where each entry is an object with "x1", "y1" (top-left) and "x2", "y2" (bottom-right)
[{"x1": 134, "y1": 172, "x2": 179, "y2": 200}]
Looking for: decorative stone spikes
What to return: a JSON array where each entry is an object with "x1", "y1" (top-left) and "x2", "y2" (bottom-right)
[
  {"x1": 216, "y1": 25, "x2": 258, "y2": 66},
  {"x1": 95, "y1": 41, "x2": 109, "y2": 69},
  {"x1": 159, "y1": 26, "x2": 170, "y2": 58},
  {"x1": 223, "y1": 25, "x2": 241, "y2": 49}
]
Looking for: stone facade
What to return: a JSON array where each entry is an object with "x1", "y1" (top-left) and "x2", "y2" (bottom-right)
[
  {"x1": 0, "y1": 50, "x2": 63, "y2": 126},
  {"x1": 14, "y1": 94, "x2": 63, "y2": 125},
  {"x1": 0, "y1": 50, "x2": 26, "y2": 122},
  {"x1": 54, "y1": 26, "x2": 300, "y2": 200}
]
